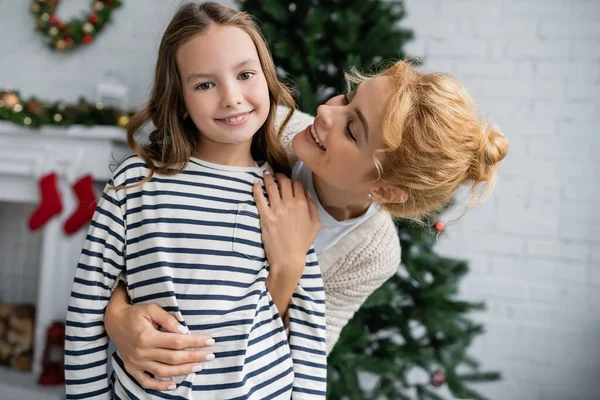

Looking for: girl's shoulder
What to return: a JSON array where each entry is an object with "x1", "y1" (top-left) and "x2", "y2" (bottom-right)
[{"x1": 110, "y1": 154, "x2": 150, "y2": 187}]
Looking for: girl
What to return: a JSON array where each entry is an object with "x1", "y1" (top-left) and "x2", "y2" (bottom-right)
[
  {"x1": 103, "y1": 59, "x2": 509, "y2": 392},
  {"x1": 65, "y1": 2, "x2": 327, "y2": 399}
]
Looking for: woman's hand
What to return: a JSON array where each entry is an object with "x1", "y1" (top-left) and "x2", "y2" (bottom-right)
[
  {"x1": 252, "y1": 172, "x2": 321, "y2": 318},
  {"x1": 105, "y1": 283, "x2": 216, "y2": 391}
]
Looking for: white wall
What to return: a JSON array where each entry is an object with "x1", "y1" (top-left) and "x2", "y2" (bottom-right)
[
  {"x1": 0, "y1": 0, "x2": 233, "y2": 109},
  {"x1": 1, "y1": 0, "x2": 599, "y2": 399},
  {"x1": 401, "y1": 1, "x2": 600, "y2": 399}
]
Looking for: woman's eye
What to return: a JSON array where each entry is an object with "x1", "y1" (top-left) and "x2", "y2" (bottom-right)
[
  {"x1": 346, "y1": 123, "x2": 357, "y2": 143},
  {"x1": 343, "y1": 93, "x2": 357, "y2": 143},
  {"x1": 343, "y1": 90, "x2": 355, "y2": 105},
  {"x1": 239, "y1": 71, "x2": 255, "y2": 80},
  {"x1": 196, "y1": 82, "x2": 214, "y2": 91}
]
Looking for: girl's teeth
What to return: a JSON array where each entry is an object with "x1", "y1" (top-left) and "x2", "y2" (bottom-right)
[{"x1": 225, "y1": 114, "x2": 245, "y2": 122}]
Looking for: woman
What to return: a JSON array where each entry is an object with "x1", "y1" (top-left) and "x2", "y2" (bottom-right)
[{"x1": 104, "y1": 60, "x2": 508, "y2": 391}]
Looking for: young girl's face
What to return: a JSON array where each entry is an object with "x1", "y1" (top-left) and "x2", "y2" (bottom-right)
[{"x1": 177, "y1": 25, "x2": 270, "y2": 153}]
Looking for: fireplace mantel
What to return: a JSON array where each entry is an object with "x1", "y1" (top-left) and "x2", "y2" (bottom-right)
[{"x1": 0, "y1": 121, "x2": 129, "y2": 399}]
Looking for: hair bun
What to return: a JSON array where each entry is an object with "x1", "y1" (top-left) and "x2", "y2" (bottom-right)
[{"x1": 468, "y1": 122, "x2": 508, "y2": 182}]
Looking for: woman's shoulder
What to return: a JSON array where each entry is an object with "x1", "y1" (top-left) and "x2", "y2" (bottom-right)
[
  {"x1": 320, "y1": 210, "x2": 401, "y2": 282},
  {"x1": 275, "y1": 106, "x2": 315, "y2": 162}
]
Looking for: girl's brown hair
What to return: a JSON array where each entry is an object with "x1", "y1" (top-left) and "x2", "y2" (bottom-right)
[
  {"x1": 346, "y1": 60, "x2": 508, "y2": 220},
  {"x1": 126, "y1": 2, "x2": 295, "y2": 184}
]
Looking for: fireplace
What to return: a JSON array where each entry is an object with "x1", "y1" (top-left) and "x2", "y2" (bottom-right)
[{"x1": 0, "y1": 121, "x2": 128, "y2": 399}]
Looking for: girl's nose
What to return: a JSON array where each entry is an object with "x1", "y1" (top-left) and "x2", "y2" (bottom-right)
[{"x1": 220, "y1": 83, "x2": 243, "y2": 108}]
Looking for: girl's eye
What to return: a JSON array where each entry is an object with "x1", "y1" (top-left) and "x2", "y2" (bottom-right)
[
  {"x1": 239, "y1": 71, "x2": 255, "y2": 80},
  {"x1": 196, "y1": 82, "x2": 214, "y2": 91}
]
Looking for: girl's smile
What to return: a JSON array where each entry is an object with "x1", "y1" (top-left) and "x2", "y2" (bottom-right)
[{"x1": 216, "y1": 110, "x2": 254, "y2": 126}]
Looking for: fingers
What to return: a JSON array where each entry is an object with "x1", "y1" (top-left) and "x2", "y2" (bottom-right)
[
  {"x1": 146, "y1": 329, "x2": 214, "y2": 350},
  {"x1": 143, "y1": 360, "x2": 206, "y2": 380},
  {"x1": 275, "y1": 173, "x2": 293, "y2": 201},
  {"x1": 124, "y1": 338, "x2": 216, "y2": 391},
  {"x1": 253, "y1": 180, "x2": 270, "y2": 217},
  {"x1": 292, "y1": 179, "x2": 305, "y2": 199},
  {"x1": 263, "y1": 172, "x2": 281, "y2": 208},
  {"x1": 147, "y1": 304, "x2": 190, "y2": 334},
  {"x1": 131, "y1": 370, "x2": 176, "y2": 392},
  {"x1": 151, "y1": 348, "x2": 215, "y2": 366}
]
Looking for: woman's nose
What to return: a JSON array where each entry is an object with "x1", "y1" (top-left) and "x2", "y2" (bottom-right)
[{"x1": 316, "y1": 104, "x2": 334, "y2": 130}]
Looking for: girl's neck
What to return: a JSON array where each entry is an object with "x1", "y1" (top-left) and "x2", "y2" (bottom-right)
[
  {"x1": 312, "y1": 173, "x2": 372, "y2": 222},
  {"x1": 193, "y1": 137, "x2": 255, "y2": 167}
]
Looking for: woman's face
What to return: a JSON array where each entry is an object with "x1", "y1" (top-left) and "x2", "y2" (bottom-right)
[{"x1": 292, "y1": 76, "x2": 389, "y2": 193}]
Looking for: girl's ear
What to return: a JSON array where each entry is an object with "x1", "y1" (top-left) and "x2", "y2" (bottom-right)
[
  {"x1": 183, "y1": 111, "x2": 189, "y2": 119},
  {"x1": 371, "y1": 183, "x2": 408, "y2": 204}
]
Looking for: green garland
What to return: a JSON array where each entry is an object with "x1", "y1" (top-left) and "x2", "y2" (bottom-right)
[
  {"x1": 30, "y1": 0, "x2": 123, "y2": 51},
  {"x1": 0, "y1": 89, "x2": 133, "y2": 130}
]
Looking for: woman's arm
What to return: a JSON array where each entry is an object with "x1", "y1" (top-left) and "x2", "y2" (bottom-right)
[
  {"x1": 252, "y1": 172, "x2": 321, "y2": 319},
  {"x1": 104, "y1": 282, "x2": 216, "y2": 391},
  {"x1": 321, "y1": 211, "x2": 401, "y2": 354}
]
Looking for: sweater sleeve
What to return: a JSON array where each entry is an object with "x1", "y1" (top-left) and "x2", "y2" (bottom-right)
[
  {"x1": 64, "y1": 176, "x2": 127, "y2": 400},
  {"x1": 275, "y1": 106, "x2": 315, "y2": 165},
  {"x1": 321, "y1": 213, "x2": 401, "y2": 355}
]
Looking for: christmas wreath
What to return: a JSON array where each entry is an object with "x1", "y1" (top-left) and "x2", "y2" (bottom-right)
[{"x1": 30, "y1": 0, "x2": 123, "y2": 51}]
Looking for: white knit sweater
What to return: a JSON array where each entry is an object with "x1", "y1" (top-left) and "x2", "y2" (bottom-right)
[{"x1": 276, "y1": 106, "x2": 401, "y2": 355}]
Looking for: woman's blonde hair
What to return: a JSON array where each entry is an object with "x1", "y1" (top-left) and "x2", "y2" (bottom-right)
[
  {"x1": 346, "y1": 59, "x2": 508, "y2": 220},
  {"x1": 125, "y1": 1, "x2": 295, "y2": 185}
]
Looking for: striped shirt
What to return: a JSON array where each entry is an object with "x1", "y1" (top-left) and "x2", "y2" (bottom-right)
[{"x1": 65, "y1": 155, "x2": 327, "y2": 399}]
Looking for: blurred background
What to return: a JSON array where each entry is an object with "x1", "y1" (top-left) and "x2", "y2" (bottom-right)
[{"x1": 0, "y1": 1, "x2": 598, "y2": 399}]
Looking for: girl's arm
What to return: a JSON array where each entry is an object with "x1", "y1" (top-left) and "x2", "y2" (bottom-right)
[
  {"x1": 64, "y1": 179, "x2": 127, "y2": 400},
  {"x1": 103, "y1": 282, "x2": 215, "y2": 391}
]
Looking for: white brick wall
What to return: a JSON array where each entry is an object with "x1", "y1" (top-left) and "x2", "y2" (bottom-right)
[
  {"x1": 402, "y1": 1, "x2": 600, "y2": 399},
  {"x1": 0, "y1": 0, "x2": 599, "y2": 399}
]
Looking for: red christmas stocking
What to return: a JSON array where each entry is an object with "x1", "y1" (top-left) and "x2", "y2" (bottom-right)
[
  {"x1": 63, "y1": 174, "x2": 97, "y2": 235},
  {"x1": 28, "y1": 172, "x2": 63, "y2": 231}
]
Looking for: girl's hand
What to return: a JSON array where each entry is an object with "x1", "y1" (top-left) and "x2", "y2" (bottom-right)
[
  {"x1": 105, "y1": 283, "x2": 216, "y2": 391},
  {"x1": 252, "y1": 172, "x2": 321, "y2": 317}
]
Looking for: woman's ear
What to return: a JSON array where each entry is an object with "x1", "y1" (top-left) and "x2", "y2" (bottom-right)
[
  {"x1": 183, "y1": 111, "x2": 189, "y2": 119},
  {"x1": 371, "y1": 183, "x2": 408, "y2": 204}
]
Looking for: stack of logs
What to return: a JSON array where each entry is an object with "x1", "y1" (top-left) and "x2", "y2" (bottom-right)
[{"x1": 0, "y1": 300, "x2": 35, "y2": 372}]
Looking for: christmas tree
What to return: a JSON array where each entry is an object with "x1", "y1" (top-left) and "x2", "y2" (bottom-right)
[
  {"x1": 237, "y1": 1, "x2": 501, "y2": 399},
  {"x1": 240, "y1": 0, "x2": 413, "y2": 114},
  {"x1": 327, "y1": 217, "x2": 501, "y2": 400}
]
